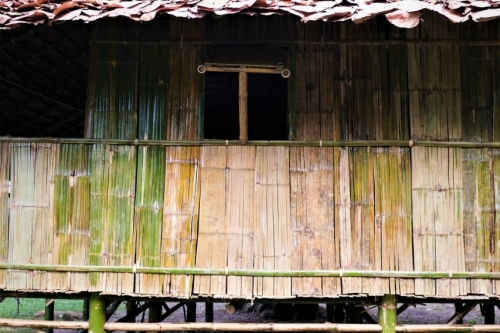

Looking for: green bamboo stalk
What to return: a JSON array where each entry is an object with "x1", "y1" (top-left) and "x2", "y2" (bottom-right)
[
  {"x1": 378, "y1": 294, "x2": 397, "y2": 333},
  {"x1": 3, "y1": 138, "x2": 500, "y2": 148},
  {"x1": 0, "y1": 142, "x2": 9, "y2": 289},
  {"x1": 2, "y1": 264, "x2": 500, "y2": 279},
  {"x1": 88, "y1": 293, "x2": 106, "y2": 333}
]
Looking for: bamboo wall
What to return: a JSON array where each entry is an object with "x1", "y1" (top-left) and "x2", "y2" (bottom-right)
[{"x1": 1, "y1": 14, "x2": 500, "y2": 298}]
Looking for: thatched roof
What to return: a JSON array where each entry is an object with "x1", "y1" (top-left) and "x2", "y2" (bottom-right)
[{"x1": 0, "y1": 0, "x2": 498, "y2": 29}]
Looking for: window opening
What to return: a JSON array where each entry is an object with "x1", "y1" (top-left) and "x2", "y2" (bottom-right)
[{"x1": 199, "y1": 47, "x2": 290, "y2": 143}]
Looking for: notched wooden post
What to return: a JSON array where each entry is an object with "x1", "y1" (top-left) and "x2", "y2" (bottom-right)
[
  {"x1": 378, "y1": 294, "x2": 397, "y2": 333},
  {"x1": 239, "y1": 71, "x2": 248, "y2": 144}
]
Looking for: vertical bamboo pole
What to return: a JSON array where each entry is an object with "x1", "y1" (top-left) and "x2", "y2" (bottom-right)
[
  {"x1": 378, "y1": 294, "x2": 397, "y2": 333},
  {"x1": 89, "y1": 293, "x2": 106, "y2": 333},
  {"x1": 239, "y1": 72, "x2": 248, "y2": 144}
]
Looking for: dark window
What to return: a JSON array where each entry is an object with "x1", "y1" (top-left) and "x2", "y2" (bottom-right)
[{"x1": 203, "y1": 71, "x2": 288, "y2": 141}]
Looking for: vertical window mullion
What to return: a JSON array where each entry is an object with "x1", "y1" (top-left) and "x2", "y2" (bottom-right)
[{"x1": 238, "y1": 71, "x2": 248, "y2": 144}]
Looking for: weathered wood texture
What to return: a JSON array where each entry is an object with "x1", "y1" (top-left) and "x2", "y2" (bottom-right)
[
  {"x1": 8, "y1": 143, "x2": 53, "y2": 290},
  {"x1": 3, "y1": 14, "x2": 500, "y2": 299}
]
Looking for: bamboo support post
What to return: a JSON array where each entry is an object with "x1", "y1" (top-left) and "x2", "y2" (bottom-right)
[
  {"x1": 44, "y1": 299, "x2": 54, "y2": 333},
  {"x1": 103, "y1": 322, "x2": 382, "y2": 332},
  {"x1": 379, "y1": 295, "x2": 397, "y2": 333},
  {"x1": 239, "y1": 71, "x2": 248, "y2": 144},
  {"x1": 89, "y1": 293, "x2": 106, "y2": 333}
]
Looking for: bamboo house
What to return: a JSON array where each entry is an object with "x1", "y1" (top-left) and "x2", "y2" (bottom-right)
[{"x1": 3, "y1": 0, "x2": 500, "y2": 331}]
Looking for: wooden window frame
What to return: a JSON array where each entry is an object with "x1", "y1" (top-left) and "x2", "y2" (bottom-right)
[{"x1": 198, "y1": 66, "x2": 290, "y2": 143}]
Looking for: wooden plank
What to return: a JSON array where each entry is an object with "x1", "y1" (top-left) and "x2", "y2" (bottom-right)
[
  {"x1": 50, "y1": 144, "x2": 91, "y2": 292},
  {"x1": 195, "y1": 146, "x2": 227, "y2": 296},
  {"x1": 0, "y1": 142, "x2": 9, "y2": 289},
  {"x1": 239, "y1": 72, "x2": 248, "y2": 144},
  {"x1": 8, "y1": 143, "x2": 52, "y2": 291},
  {"x1": 162, "y1": 146, "x2": 200, "y2": 297},
  {"x1": 492, "y1": 149, "x2": 500, "y2": 293}
]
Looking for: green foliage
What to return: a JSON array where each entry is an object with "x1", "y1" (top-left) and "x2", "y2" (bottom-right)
[{"x1": 0, "y1": 298, "x2": 83, "y2": 319}]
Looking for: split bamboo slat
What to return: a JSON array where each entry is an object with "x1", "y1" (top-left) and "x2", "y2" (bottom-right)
[
  {"x1": 225, "y1": 146, "x2": 255, "y2": 297},
  {"x1": 493, "y1": 149, "x2": 500, "y2": 294},
  {"x1": 412, "y1": 147, "x2": 466, "y2": 296},
  {"x1": 195, "y1": 146, "x2": 228, "y2": 296},
  {"x1": 0, "y1": 142, "x2": 9, "y2": 289},
  {"x1": 162, "y1": 147, "x2": 200, "y2": 296},
  {"x1": 50, "y1": 144, "x2": 91, "y2": 291},
  {"x1": 459, "y1": 30, "x2": 496, "y2": 295},
  {"x1": 135, "y1": 145, "x2": 166, "y2": 295},
  {"x1": 290, "y1": 147, "x2": 339, "y2": 296},
  {"x1": 408, "y1": 17, "x2": 465, "y2": 297},
  {"x1": 255, "y1": 146, "x2": 292, "y2": 297},
  {"x1": 8, "y1": 143, "x2": 53, "y2": 290},
  {"x1": 463, "y1": 149, "x2": 493, "y2": 294},
  {"x1": 134, "y1": 36, "x2": 168, "y2": 295}
]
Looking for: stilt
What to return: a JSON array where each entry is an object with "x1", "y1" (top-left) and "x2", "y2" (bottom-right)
[
  {"x1": 88, "y1": 293, "x2": 106, "y2": 333},
  {"x1": 186, "y1": 302, "x2": 196, "y2": 322},
  {"x1": 44, "y1": 299, "x2": 54, "y2": 333},
  {"x1": 482, "y1": 304, "x2": 495, "y2": 324},
  {"x1": 454, "y1": 303, "x2": 464, "y2": 324},
  {"x1": 333, "y1": 305, "x2": 346, "y2": 323},
  {"x1": 149, "y1": 302, "x2": 162, "y2": 323},
  {"x1": 326, "y1": 304, "x2": 334, "y2": 322},
  {"x1": 205, "y1": 302, "x2": 214, "y2": 322},
  {"x1": 347, "y1": 304, "x2": 362, "y2": 323},
  {"x1": 378, "y1": 294, "x2": 397, "y2": 333}
]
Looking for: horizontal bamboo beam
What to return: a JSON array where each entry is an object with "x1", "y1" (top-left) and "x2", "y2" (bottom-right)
[
  {"x1": 203, "y1": 65, "x2": 283, "y2": 74},
  {"x1": 396, "y1": 325, "x2": 500, "y2": 332},
  {"x1": 104, "y1": 322, "x2": 381, "y2": 332},
  {"x1": 2, "y1": 137, "x2": 500, "y2": 148},
  {"x1": 0, "y1": 318, "x2": 88, "y2": 330},
  {"x1": 95, "y1": 38, "x2": 500, "y2": 46},
  {"x1": 2, "y1": 264, "x2": 500, "y2": 279}
]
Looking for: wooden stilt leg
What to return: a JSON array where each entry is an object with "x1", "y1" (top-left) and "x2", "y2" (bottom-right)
[
  {"x1": 89, "y1": 293, "x2": 106, "y2": 333},
  {"x1": 326, "y1": 304, "x2": 334, "y2": 322},
  {"x1": 205, "y1": 302, "x2": 214, "y2": 322},
  {"x1": 44, "y1": 299, "x2": 54, "y2": 333},
  {"x1": 186, "y1": 302, "x2": 196, "y2": 322}
]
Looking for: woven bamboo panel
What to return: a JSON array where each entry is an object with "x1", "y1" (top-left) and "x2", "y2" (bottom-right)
[
  {"x1": 50, "y1": 144, "x2": 91, "y2": 291},
  {"x1": 162, "y1": 146, "x2": 200, "y2": 297},
  {"x1": 0, "y1": 142, "x2": 9, "y2": 289},
  {"x1": 8, "y1": 143, "x2": 53, "y2": 290}
]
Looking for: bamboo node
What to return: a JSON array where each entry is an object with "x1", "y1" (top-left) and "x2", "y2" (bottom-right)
[
  {"x1": 409, "y1": 140, "x2": 414, "y2": 148},
  {"x1": 320, "y1": 140, "x2": 322, "y2": 147},
  {"x1": 226, "y1": 140, "x2": 228, "y2": 146},
  {"x1": 339, "y1": 269, "x2": 343, "y2": 277},
  {"x1": 133, "y1": 264, "x2": 137, "y2": 273},
  {"x1": 449, "y1": 270, "x2": 452, "y2": 278}
]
